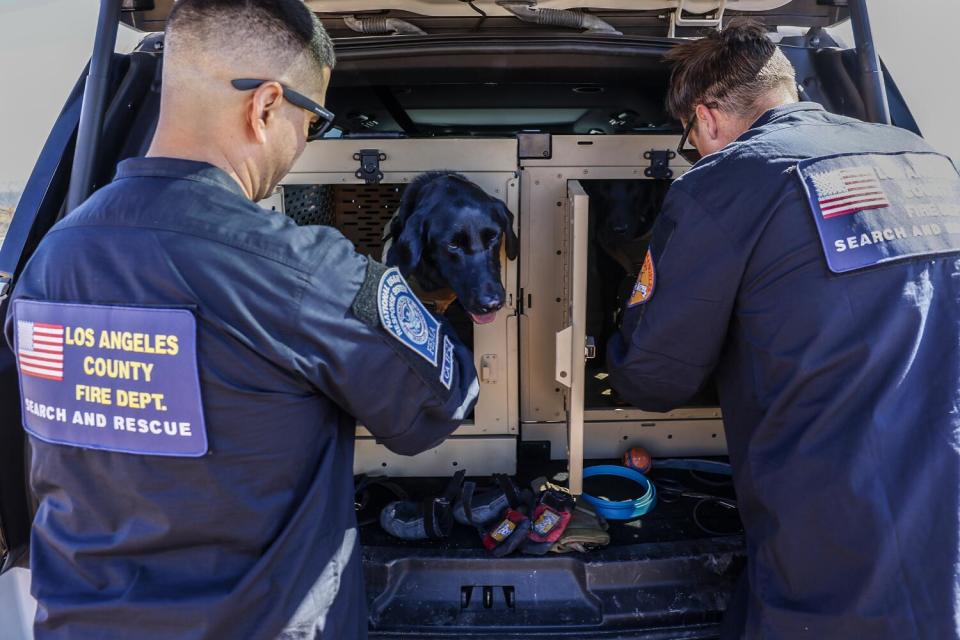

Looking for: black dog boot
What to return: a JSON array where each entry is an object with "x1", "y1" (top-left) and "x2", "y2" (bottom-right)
[
  {"x1": 355, "y1": 474, "x2": 409, "y2": 528},
  {"x1": 380, "y1": 471, "x2": 465, "y2": 540},
  {"x1": 481, "y1": 507, "x2": 532, "y2": 557},
  {"x1": 454, "y1": 474, "x2": 523, "y2": 526},
  {"x1": 464, "y1": 478, "x2": 535, "y2": 557}
]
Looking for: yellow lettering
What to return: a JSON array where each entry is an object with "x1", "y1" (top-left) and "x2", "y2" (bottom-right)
[
  {"x1": 74, "y1": 384, "x2": 112, "y2": 406},
  {"x1": 116, "y1": 390, "x2": 167, "y2": 411},
  {"x1": 81, "y1": 357, "x2": 156, "y2": 381},
  {"x1": 95, "y1": 331, "x2": 179, "y2": 355},
  {"x1": 66, "y1": 327, "x2": 93, "y2": 347}
]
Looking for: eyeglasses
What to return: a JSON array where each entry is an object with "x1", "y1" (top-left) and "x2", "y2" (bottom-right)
[
  {"x1": 676, "y1": 116, "x2": 702, "y2": 165},
  {"x1": 231, "y1": 78, "x2": 335, "y2": 141},
  {"x1": 675, "y1": 102, "x2": 719, "y2": 165}
]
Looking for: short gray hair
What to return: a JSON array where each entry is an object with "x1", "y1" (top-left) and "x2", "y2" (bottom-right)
[{"x1": 167, "y1": 0, "x2": 335, "y2": 79}]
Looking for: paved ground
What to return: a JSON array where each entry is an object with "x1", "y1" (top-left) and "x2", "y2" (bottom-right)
[{"x1": 0, "y1": 568, "x2": 35, "y2": 638}]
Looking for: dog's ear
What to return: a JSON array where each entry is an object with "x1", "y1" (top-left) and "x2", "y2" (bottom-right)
[
  {"x1": 386, "y1": 184, "x2": 430, "y2": 275},
  {"x1": 385, "y1": 173, "x2": 455, "y2": 273},
  {"x1": 495, "y1": 201, "x2": 519, "y2": 261},
  {"x1": 393, "y1": 211, "x2": 429, "y2": 275}
]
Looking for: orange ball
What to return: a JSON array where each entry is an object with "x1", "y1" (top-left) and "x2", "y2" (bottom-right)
[{"x1": 622, "y1": 446, "x2": 652, "y2": 473}]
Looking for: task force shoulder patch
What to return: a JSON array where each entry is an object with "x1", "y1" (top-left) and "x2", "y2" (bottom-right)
[
  {"x1": 13, "y1": 299, "x2": 208, "y2": 457},
  {"x1": 440, "y1": 335, "x2": 455, "y2": 390},
  {"x1": 797, "y1": 151, "x2": 960, "y2": 273},
  {"x1": 627, "y1": 250, "x2": 656, "y2": 307},
  {"x1": 378, "y1": 267, "x2": 441, "y2": 366}
]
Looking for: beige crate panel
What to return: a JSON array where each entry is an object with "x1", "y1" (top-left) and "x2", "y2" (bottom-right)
[{"x1": 333, "y1": 183, "x2": 404, "y2": 259}]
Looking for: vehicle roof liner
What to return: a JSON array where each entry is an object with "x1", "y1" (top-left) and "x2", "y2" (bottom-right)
[{"x1": 123, "y1": 0, "x2": 848, "y2": 34}]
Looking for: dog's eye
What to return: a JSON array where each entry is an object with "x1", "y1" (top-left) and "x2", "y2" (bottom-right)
[{"x1": 447, "y1": 242, "x2": 460, "y2": 253}]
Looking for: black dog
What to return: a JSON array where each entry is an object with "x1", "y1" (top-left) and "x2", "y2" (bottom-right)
[
  {"x1": 384, "y1": 172, "x2": 519, "y2": 324},
  {"x1": 584, "y1": 180, "x2": 668, "y2": 274}
]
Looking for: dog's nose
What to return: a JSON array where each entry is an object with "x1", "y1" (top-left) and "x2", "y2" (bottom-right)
[{"x1": 475, "y1": 296, "x2": 504, "y2": 314}]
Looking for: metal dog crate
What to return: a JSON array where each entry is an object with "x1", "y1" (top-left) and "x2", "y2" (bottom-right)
[
  {"x1": 518, "y1": 135, "x2": 726, "y2": 494},
  {"x1": 267, "y1": 135, "x2": 726, "y2": 491},
  {"x1": 271, "y1": 139, "x2": 521, "y2": 477}
]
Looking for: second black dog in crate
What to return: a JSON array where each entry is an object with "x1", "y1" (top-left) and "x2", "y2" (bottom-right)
[
  {"x1": 383, "y1": 172, "x2": 519, "y2": 324},
  {"x1": 583, "y1": 179, "x2": 670, "y2": 369}
]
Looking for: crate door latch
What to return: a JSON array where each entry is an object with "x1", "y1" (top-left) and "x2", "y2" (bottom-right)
[{"x1": 354, "y1": 149, "x2": 386, "y2": 184}]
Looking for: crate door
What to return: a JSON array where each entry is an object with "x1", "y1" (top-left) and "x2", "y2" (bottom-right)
[{"x1": 555, "y1": 181, "x2": 590, "y2": 495}]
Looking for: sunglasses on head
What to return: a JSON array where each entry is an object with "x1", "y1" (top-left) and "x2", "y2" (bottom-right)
[
  {"x1": 231, "y1": 78, "x2": 335, "y2": 142},
  {"x1": 675, "y1": 101, "x2": 719, "y2": 165}
]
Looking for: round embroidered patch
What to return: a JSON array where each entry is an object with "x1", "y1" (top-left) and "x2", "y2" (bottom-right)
[
  {"x1": 396, "y1": 296, "x2": 428, "y2": 346},
  {"x1": 378, "y1": 267, "x2": 440, "y2": 365},
  {"x1": 627, "y1": 250, "x2": 656, "y2": 307}
]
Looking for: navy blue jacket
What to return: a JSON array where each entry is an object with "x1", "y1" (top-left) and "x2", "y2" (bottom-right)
[
  {"x1": 609, "y1": 103, "x2": 960, "y2": 638},
  {"x1": 4, "y1": 157, "x2": 479, "y2": 639}
]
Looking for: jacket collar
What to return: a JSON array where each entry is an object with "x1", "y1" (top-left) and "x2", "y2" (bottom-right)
[
  {"x1": 748, "y1": 101, "x2": 825, "y2": 131},
  {"x1": 114, "y1": 157, "x2": 249, "y2": 200}
]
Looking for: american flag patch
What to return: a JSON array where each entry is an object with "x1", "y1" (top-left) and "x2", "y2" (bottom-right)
[
  {"x1": 17, "y1": 321, "x2": 65, "y2": 381},
  {"x1": 809, "y1": 166, "x2": 891, "y2": 219}
]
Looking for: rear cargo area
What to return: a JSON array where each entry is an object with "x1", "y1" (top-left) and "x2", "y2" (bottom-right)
[
  {"x1": 357, "y1": 462, "x2": 741, "y2": 550},
  {"x1": 358, "y1": 460, "x2": 742, "y2": 639}
]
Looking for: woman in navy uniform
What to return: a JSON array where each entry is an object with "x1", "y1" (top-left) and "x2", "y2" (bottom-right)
[{"x1": 609, "y1": 21, "x2": 960, "y2": 639}]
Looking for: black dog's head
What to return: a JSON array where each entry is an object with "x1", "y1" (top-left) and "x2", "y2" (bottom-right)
[
  {"x1": 385, "y1": 172, "x2": 519, "y2": 324},
  {"x1": 584, "y1": 180, "x2": 668, "y2": 272}
]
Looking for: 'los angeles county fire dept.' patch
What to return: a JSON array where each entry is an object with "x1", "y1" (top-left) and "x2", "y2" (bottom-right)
[
  {"x1": 12, "y1": 299, "x2": 208, "y2": 457},
  {"x1": 378, "y1": 267, "x2": 440, "y2": 366},
  {"x1": 627, "y1": 250, "x2": 656, "y2": 307}
]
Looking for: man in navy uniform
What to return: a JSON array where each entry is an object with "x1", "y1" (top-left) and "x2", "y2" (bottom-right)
[
  {"x1": 4, "y1": 1, "x2": 478, "y2": 638},
  {"x1": 608, "y1": 21, "x2": 960, "y2": 639}
]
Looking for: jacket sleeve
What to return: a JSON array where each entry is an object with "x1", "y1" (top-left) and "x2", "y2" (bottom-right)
[
  {"x1": 3, "y1": 301, "x2": 13, "y2": 353},
  {"x1": 292, "y1": 236, "x2": 479, "y2": 456},
  {"x1": 606, "y1": 185, "x2": 742, "y2": 412}
]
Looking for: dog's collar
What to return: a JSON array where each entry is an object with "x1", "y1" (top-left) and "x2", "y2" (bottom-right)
[{"x1": 409, "y1": 279, "x2": 458, "y2": 314}]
